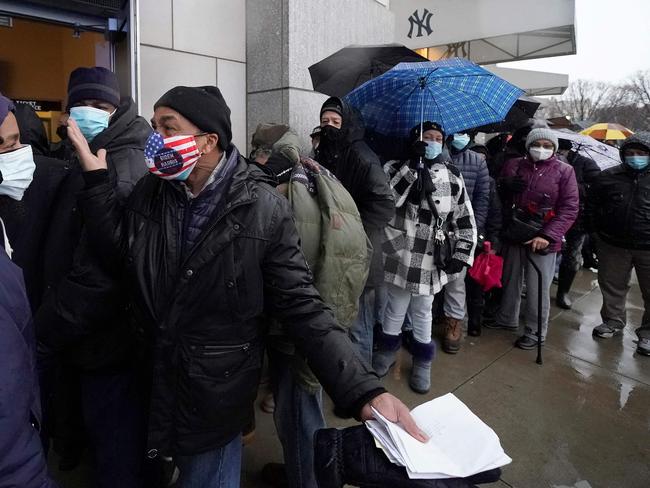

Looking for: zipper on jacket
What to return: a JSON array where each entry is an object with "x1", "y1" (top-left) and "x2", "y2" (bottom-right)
[
  {"x1": 624, "y1": 174, "x2": 639, "y2": 243},
  {"x1": 198, "y1": 342, "x2": 250, "y2": 357}
]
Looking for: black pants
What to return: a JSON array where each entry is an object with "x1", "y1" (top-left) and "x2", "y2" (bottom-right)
[
  {"x1": 41, "y1": 361, "x2": 148, "y2": 488},
  {"x1": 560, "y1": 229, "x2": 587, "y2": 273}
]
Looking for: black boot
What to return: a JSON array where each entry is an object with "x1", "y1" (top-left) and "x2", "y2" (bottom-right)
[
  {"x1": 556, "y1": 267, "x2": 577, "y2": 310},
  {"x1": 467, "y1": 310, "x2": 482, "y2": 337},
  {"x1": 314, "y1": 425, "x2": 502, "y2": 488}
]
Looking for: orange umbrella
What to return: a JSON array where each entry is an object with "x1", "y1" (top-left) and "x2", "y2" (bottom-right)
[{"x1": 580, "y1": 123, "x2": 634, "y2": 140}]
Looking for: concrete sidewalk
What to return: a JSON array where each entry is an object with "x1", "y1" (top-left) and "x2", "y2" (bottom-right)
[{"x1": 242, "y1": 268, "x2": 650, "y2": 488}]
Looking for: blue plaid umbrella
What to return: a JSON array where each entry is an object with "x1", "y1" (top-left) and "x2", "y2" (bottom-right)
[{"x1": 344, "y1": 58, "x2": 524, "y2": 138}]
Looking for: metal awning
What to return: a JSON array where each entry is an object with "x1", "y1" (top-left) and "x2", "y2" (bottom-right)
[
  {"x1": 482, "y1": 65, "x2": 569, "y2": 96},
  {"x1": 392, "y1": 0, "x2": 576, "y2": 64},
  {"x1": 414, "y1": 25, "x2": 575, "y2": 65}
]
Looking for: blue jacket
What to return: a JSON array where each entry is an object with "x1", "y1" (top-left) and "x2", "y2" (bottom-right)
[
  {"x1": 0, "y1": 249, "x2": 56, "y2": 488},
  {"x1": 450, "y1": 147, "x2": 490, "y2": 234}
]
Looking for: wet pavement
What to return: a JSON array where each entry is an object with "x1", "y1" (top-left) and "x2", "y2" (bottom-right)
[
  {"x1": 241, "y1": 268, "x2": 650, "y2": 488},
  {"x1": 50, "y1": 268, "x2": 650, "y2": 487}
]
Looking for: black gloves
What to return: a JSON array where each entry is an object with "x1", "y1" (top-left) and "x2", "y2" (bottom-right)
[
  {"x1": 444, "y1": 258, "x2": 467, "y2": 275},
  {"x1": 499, "y1": 176, "x2": 527, "y2": 194},
  {"x1": 314, "y1": 425, "x2": 502, "y2": 488},
  {"x1": 411, "y1": 140, "x2": 427, "y2": 159}
]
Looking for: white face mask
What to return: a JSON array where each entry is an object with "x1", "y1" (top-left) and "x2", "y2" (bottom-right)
[
  {"x1": 529, "y1": 147, "x2": 554, "y2": 162},
  {"x1": 0, "y1": 145, "x2": 36, "y2": 201}
]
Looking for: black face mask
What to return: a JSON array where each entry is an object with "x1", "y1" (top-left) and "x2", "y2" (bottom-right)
[
  {"x1": 319, "y1": 124, "x2": 344, "y2": 144},
  {"x1": 314, "y1": 124, "x2": 346, "y2": 170}
]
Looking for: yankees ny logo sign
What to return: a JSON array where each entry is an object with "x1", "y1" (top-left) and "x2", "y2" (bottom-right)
[{"x1": 407, "y1": 8, "x2": 434, "y2": 39}]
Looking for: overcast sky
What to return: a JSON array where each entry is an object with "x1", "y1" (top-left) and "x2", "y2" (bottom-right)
[{"x1": 501, "y1": 0, "x2": 650, "y2": 84}]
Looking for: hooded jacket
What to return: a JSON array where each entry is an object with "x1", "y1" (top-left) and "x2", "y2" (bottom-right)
[
  {"x1": 34, "y1": 97, "x2": 151, "y2": 370},
  {"x1": 315, "y1": 97, "x2": 394, "y2": 286},
  {"x1": 500, "y1": 154, "x2": 579, "y2": 252},
  {"x1": 587, "y1": 132, "x2": 650, "y2": 249},
  {"x1": 77, "y1": 150, "x2": 384, "y2": 456}
]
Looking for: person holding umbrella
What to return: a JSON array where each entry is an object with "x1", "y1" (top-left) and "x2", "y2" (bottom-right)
[
  {"x1": 487, "y1": 128, "x2": 578, "y2": 349},
  {"x1": 373, "y1": 122, "x2": 477, "y2": 394}
]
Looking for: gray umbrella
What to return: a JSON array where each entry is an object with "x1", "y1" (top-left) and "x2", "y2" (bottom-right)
[{"x1": 553, "y1": 129, "x2": 621, "y2": 170}]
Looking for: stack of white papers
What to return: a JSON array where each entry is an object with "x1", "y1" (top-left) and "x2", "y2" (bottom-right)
[{"x1": 366, "y1": 393, "x2": 512, "y2": 479}]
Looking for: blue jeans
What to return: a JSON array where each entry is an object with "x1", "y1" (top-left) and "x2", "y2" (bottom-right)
[
  {"x1": 269, "y1": 350, "x2": 326, "y2": 488},
  {"x1": 350, "y1": 286, "x2": 377, "y2": 365},
  {"x1": 176, "y1": 434, "x2": 242, "y2": 488}
]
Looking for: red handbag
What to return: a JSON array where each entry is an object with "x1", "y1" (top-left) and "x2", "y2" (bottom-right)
[{"x1": 468, "y1": 241, "x2": 504, "y2": 292}]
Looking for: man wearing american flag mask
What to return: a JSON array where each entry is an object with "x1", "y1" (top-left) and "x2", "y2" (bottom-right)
[{"x1": 66, "y1": 85, "x2": 428, "y2": 488}]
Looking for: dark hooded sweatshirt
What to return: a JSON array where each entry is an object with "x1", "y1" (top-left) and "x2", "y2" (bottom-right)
[{"x1": 315, "y1": 97, "x2": 395, "y2": 286}]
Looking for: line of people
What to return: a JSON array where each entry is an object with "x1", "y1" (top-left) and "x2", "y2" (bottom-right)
[{"x1": 1, "y1": 65, "x2": 649, "y2": 488}]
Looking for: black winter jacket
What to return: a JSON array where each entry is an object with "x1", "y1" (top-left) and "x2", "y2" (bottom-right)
[
  {"x1": 7, "y1": 104, "x2": 68, "y2": 310},
  {"x1": 315, "y1": 98, "x2": 394, "y2": 286},
  {"x1": 450, "y1": 146, "x2": 490, "y2": 234},
  {"x1": 564, "y1": 150, "x2": 600, "y2": 231},
  {"x1": 588, "y1": 169, "x2": 650, "y2": 249},
  {"x1": 77, "y1": 150, "x2": 384, "y2": 456},
  {"x1": 587, "y1": 132, "x2": 650, "y2": 249},
  {"x1": 34, "y1": 97, "x2": 151, "y2": 370}
]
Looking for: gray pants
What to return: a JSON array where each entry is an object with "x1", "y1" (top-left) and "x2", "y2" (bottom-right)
[
  {"x1": 383, "y1": 283, "x2": 434, "y2": 344},
  {"x1": 496, "y1": 243, "x2": 557, "y2": 341},
  {"x1": 597, "y1": 237, "x2": 650, "y2": 340},
  {"x1": 443, "y1": 269, "x2": 467, "y2": 320}
]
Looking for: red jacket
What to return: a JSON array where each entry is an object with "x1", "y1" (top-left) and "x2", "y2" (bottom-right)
[{"x1": 501, "y1": 155, "x2": 579, "y2": 252}]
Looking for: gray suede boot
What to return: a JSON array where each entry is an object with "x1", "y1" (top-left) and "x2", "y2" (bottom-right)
[
  {"x1": 372, "y1": 330, "x2": 402, "y2": 377},
  {"x1": 408, "y1": 339, "x2": 436, "y2": 394}
]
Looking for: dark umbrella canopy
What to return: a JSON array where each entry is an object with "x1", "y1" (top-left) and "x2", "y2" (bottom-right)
[
  {"x1": 469, "y1": 96, "x2": 540, "y2": 134},
  {"x1": 309, "y1": 43, "x2": 428, "y2": 97}
]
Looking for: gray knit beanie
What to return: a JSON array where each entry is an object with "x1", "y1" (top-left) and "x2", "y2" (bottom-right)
[{"x1": 525, "y1": 128, "x2": 558, "y2": 151}]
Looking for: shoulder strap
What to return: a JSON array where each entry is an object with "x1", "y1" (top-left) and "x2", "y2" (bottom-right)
[{"x1": 0, "y1": 218, "x2": 13, "y2": 260}]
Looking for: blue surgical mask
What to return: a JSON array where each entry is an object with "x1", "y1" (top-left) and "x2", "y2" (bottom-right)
[
  {"x1": 425, "y1": 141, "x2": 443, "y2": 160},
  {"x1": 70, "y1": 106, "x2": 112, "y2": 142},
  {"x1": 451, "y1": 133, "x2": 470, "y2": 150},
  {"x1": 625, "y1": 155, "x2": 650, "y2": 170}
]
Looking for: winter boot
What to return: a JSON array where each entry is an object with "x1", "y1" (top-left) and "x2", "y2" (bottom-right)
[
  {"x1": 556, "y1": 267, "x2": 578, "y2": 310},
  {"x1": 408, "y1": 339, "x2": 435, "y2": 394},
  {"x1": 372, "y1": 330, "x2": 401, "y2": 377},
  {"x1": 314, "y1": 424, "x2": 503, "y2": 488},
  {"x1": 467, "y1": 311, "x2": 482, "y2": 337},
  {"x1": 442, "y1": 316, "x2": 463, "y2": 354}
]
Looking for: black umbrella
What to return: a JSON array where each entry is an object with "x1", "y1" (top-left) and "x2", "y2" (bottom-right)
[
  {"x1": 468, "y1": 96, "x2": 541, "y2": 134},
  {"x1": 308, "y1": 43, "x2": 428, "y2": 97}
]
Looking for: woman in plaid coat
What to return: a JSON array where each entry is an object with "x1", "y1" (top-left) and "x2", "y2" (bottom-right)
[{"x1": 372, "y1": 122, "x2": 477, "y2": 394}]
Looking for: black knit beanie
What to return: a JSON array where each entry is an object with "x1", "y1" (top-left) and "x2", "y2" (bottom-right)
[
  {"x1": 409, "y1": 121, "x2": 445, "y2": 142},
  {"x1": 320, "y1": 97, "x2": 344, "y2": 118},
  {"x1": 66, "y1": 67, "x2": 120, "y2": 110},
  {"x1": 154, "y1": 86, "x2": 232, "y2": 150}
]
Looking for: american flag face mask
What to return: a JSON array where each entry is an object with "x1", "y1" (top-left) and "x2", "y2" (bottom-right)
[{"x1": 144, "y1": 132, "x2": 203, "y2": 181}]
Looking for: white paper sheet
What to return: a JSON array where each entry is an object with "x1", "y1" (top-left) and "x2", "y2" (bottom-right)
[{"x1": 365, "y1": 393, "x2": 512, "y2": 479}]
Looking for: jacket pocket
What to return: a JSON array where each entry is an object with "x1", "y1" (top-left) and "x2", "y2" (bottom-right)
[{"x1": 181, "y1": 341, "x2": 262, "y2": 429}]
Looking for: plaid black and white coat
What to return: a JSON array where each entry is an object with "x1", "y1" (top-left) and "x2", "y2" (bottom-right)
[{"x1": 382, "y1": 159, "x2": 477, "y2": 296}]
